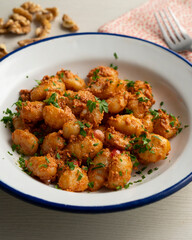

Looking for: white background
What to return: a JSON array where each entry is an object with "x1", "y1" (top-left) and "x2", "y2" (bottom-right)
[{"x1": 0, "y1": 0, "x2": 192, "y2": 239}]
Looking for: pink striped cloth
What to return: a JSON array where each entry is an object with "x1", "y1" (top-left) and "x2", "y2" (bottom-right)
[{"x1": 98, "y1": 0, "x2": 192, "y2": 62}]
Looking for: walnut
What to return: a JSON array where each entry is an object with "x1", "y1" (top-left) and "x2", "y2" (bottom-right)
[
  {"x1": 36, "y1": 12, "x2": 54, "y2": 22},
  {"x1": 0, "y1": 44, "x2": 8, "y2": 58},
  {"x1": 36, "y1": 18, "x2": 51, "y2": 38},
  {"x1": 0, "y1": 28, "x2": 8, "y2": 34},
  {"x1": 35, "y1": 9, "x2": 58, "y2": 38},
  {"x1": 0, "y1": 18, "x2": 4, "y2": 27},
  {"x1": 45, "y1": 7, "x2": 59, "y2": 18},
  {"x1": 62, "y1": 14, "x2": 79, "y2": 32},
  {"x1": 0, "y1": 18, "x2": 8, "y2": 34},
  {"x1": 18, "y1": 38, "x2": 42, "y2": 47},
  {"x1": 13, "y1": 7, "x2": 33, "y2": 22},
  {"x1": 21, "y1": 2, "x2": 42, "y2": 14},
  {"x1": 8, "y1": 20, "x2": 31, "y2": 34},
  {"x1": 10, "y1": 14, "x2": 31, "y2": 26},
  {"x1": 0, "y1": 19, "x2": 13, "y2": 34}
]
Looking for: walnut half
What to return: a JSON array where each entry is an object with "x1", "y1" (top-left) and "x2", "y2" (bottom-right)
[
  {"x1": 0, "y1": 44, "x2": 8, "y2": 58},
  {"x1": 18, "y1": 38, "x2": 42, "y2": 47},
  {"x1": 62, "y1": 14, "x2": 79, "y2": 32}
]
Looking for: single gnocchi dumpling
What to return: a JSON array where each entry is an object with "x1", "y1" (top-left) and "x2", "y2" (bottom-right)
[
  {"x1": 20, "y1": 101, "x2": 45, "y2": 123},
  {"x1": 142, "y1": 112, "x2": 154, "y2": 133},
  {"x1": 108, "y1": 114, "x2": 144, "y2": 136},
  {"x1": 63, "y1": 119, "x2": 80, "y2": 139},
  {"x1": 57, "y1": 69, "x2": 86, "y2": 91},
  {"x1": 30, "y1": 75, "x2": 66, "y2": 101},
  {"x1": 105, "y1": 127, "x2": 132, "y2": 150},
  {"x1": 26, "y1": 155, "x2": 58, "y2": 183},
  {"x1": 13, "y1": 116, "x2": 30, "y2": 130},
  {"x1": 153, "y1": 109, "x2": 180, "y2": 139},
  {"x1": 66, "y1": 134, "x2": 103, "y2": 164},
  {"x1": 106, "y1": 151, "x2": 133, "y2": 190},
  {"x1": 126, "y1": 92, "x2": 154, "y2": 119},
  {"x1": 41, "y1": 131, "x2": 66, "y2": 155},
  {"x1": 43, "y1": 105, "x2": 75, "y2": 129},
  {"x1": 88, "y1": 148, "x2": 110, "y2": 191},
  {"x1": 12, "y1": 129, "x2": 38, "y2": 156},
  {"x1": 87, "y1": 66, "x2": 119, "y2": 99},
  {"x1": 88, "y1": 66, "x2": 118, "y2": 80},
  {"x1": 134, "y1": 132, "x2": 171, "y2": 164},
  {"x1": 64, "y1": 90, "x2": 104, "y2": 127},
  {"x1": 107, "y1": 91, "x2": 129, "y2": 114},
  {"x1": 126, "y1": 80, "x2": 155, "y2": 104},
  {"x1": 58, "y1": 165, "x2": 89, "y2": 192}
]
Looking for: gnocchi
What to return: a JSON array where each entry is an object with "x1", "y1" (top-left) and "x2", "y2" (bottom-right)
[{"x1": 2, "y1": 65, "x2": 183, "y2": 193}]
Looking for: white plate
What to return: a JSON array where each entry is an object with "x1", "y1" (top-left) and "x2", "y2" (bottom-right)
[{"x1": 0, "y1": 33, "x2": 191, "y2": 213}]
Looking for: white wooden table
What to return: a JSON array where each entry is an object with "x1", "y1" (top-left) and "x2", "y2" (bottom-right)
[{"x1": 0, "y1": 0, "x2": 192, "y2": 239}]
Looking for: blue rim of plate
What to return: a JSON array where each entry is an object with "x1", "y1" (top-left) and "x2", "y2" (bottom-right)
[{"x1": 0, "y1": 32, "x2": 192, "y2": 213}]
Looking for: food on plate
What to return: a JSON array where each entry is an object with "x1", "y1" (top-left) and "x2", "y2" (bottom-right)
[{"x1": 1, "y1": 65, "x2": 183, "y2": 192}]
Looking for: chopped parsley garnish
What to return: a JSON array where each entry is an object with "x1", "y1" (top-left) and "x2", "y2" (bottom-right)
[
  {"x1": 39, "y1": 164, "x2": 48, "y2": 168},
  {"x1": 66, "y1": 161, "x2": 75, "y2": 170},
  {"x1": 170, "y1": 121, "x2": 175, "y2": 127},
  {"x1": 109, "y1": 63, "x2": 118, "y2": 70},
  {"x1": 125, "y1": 108, "x2": 133, "y2": 114},
  {"x1": 35, "y1": 80, "x2": 41, "y2": 85},
  {"x1": 18, "y1": 156, "x2": 31, "y2": 175},
  {"x1": 8, "y1": 151, "x2": 13, "y2": 156},
  {"x1": 13, "y1": 100, "x2": 22, "y2": 109},
  {"x1": 77, "y1": 171, "x2": 83, "y2": 181},
  {"x1": 87, "y1": 157, "x2": 93, "y2": 167},
  {"x1": 95, "y1": 97, "x2": 108, "y2": 113},
  {"x1": 56, "y1": 153, "x2": 61, "y2": 159},
  {"x1": 119, "y1": 171, "x2": 123, "y2": 176},
  {"x1": 76, "y1": 121, "x2": 87, "y2": 137},
  {"x1": 59, "y1": 72, "x2": 64, "y2": 78},
  {"x1": 92, "y1": 69, "x2": 100, "y2": 81},
  {"x1": 85, "y1": 123, "x2": 90, "y2": 128},
  {"x1": 96, "y1": 150, "x2": 104, "y2": 157},
  {"x1": 147, "y1": 169, "x2": 153, "y2": 174},
  {"x1": 108, "y1": 133, "x2": 113, "y2": 140},
  {"x1": 125, "y1": 182, "x2": 133, "y2": 189},
  {"x1": 74, "y1": 94, "x2": 81, "y2": 100},
  {"x1": 38, "y1": 137, "x2": 44, "y2": 144},
  {"x1": 138, "y1": 97, "x2": 149, "y2": 102},
  {"x1": 88, "y1": 182, "x2": 94, "y2": 188},
  {"x1": 152, "y1": 135, "x2": 162, "y2": 141},
  {"x1": 44, "y1": 93, "x2": 60, "y2": 108},
  {"x1": 114, "y1": 52, "x2": 118, "y2": 59},
  {"x1": 170, "y1": 113, "x2": 176, "y2": 121},
  {"x1": 126, "y1": 80, "x2": 135, "y2": 88},
  {"x1": 160, "y1": 101, "x2": 164, "y2": 107},
  {"x1": 45, "y1": 156, "x2": 50, "y2": 163},
  {"x1": 12, "y1": 143, "x2": 21, "y2": 153},
  {"x1": 92, "y1": 163, "x2": 105, "y2": 170},
  {"x1": 1, "y1": 108, "x2": 15, "y2": 132},
  {"x1": 116, "y1": 186, "x2": 122, "y2": 190},
  {"x1": 93, "y1": 143, "x2": 99, "y2": 146},
  {"x1": 134, "y1": 179, "x2": 142, "y2": 183},
  {"x1": 133, "y1": 133, "x2": 153, "y2": 154},
  {"x1": 87, "y1": 100, "x2": 97, "y2": 113},
  {"x1": 149, "y1": 109, "x2": 159, "y2": 121}
]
